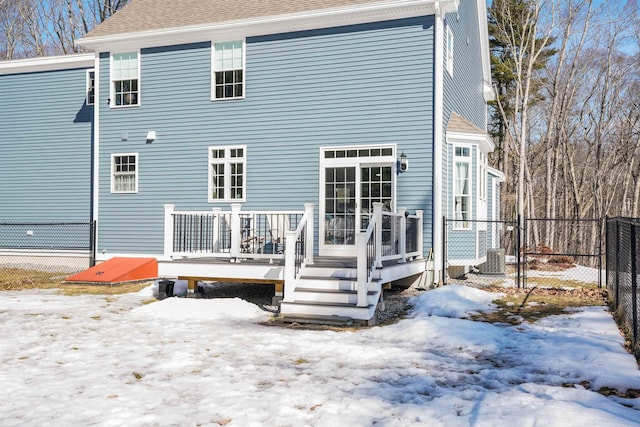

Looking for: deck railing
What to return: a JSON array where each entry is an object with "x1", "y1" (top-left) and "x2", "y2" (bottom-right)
[
  {"x1": 283, "y1": 204, "x2": 315, "y2": 302},
  {"x1": 356, "y1": 203, "x2": 424, "y2": 307},
  {"x1": 164, "y1": 204, "x2": 304, "y2": 260}
]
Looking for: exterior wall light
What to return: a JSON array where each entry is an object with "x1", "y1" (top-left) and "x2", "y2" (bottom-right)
[{"x1": 398, "y1": 151, "x2": 409, "y2": 173}]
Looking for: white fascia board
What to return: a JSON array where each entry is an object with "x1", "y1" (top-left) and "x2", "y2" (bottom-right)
[
  {"x1": 0, "y1": 53, "x2": 95, "y2": 75},
  {"x1": 446, "y1": 131, "x2": 495, "y2": 154},
  {"x1": 487, "y1": 165, "x2": 506, "y2": 182},
  {"x1": 476, "y1": 0, "x2": 492, "y2": 100},
  {"x1": 77, "y1": 0, "x2": 458, "y2": 52}
]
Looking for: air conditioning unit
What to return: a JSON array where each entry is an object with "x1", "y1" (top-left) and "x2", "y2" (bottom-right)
[{"x1": 480, "y1": 248, "x2": 505, "y2": 275}]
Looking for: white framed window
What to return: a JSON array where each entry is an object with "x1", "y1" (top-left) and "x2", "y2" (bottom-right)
[
  {"x1": 111, "y1": 52, "x2": 139, "y2": 107},
  {"x1": 453, "y1": 146, "x2": 470, "y2": 229},
  {"x1": 479, "y1": 152, "x2": 487, "y2": 201},
  {"x1": 86, "y1": 69, "x2": 95, "y2": 105},
  {"x1": 208, "y1": 146, "x2": 246, "y2": 202},
  {"x1": 212, "y1": 40, "x2": 244, "y2": 100},
  {"x1": 111, "y1": 153, "x2": 138, "y2": 193},
  {"x1": 446, "y1": 25, "x2": 454, "y2": 76}
]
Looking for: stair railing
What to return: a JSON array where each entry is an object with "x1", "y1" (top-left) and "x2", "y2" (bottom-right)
[
  {"x1": 356, "y1": 202, "x2": 384, "y2": 307},
  {"x1": 283, "y1": 203, "x2": 315, "y2": 302}
]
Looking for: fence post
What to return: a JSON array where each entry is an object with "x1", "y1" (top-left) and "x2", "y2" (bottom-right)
[
  {"x1": 615, "y1": 220, "x2": 621, "y2": 308},
  {"x1": 442, "y1": 215, "x2": 447, "y2": 286},
  {"x1": 631, "y1": 223, "x2": 638, "y2": 346},
  {"x1": 163, "y1": 204, "x2": 175, "y2": 258},
  {"x1": 517, "y1": 215, "x2": 522, "y2": 289},
  {"x1": 89, "y1": 220, "x2": 96, "y2": 267}
]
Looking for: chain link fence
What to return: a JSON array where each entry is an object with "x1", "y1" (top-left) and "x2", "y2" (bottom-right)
[
  {"x1": 524, "y1": 218, "x2": 603, "y2": 289},
  {"x1": 443, "y1": 218, "x2": 520, "y2": 288},
  {"x1": 606, "y1": 217, "x2": 640, "y2": 354},
  {"x1": 0, "y1": 222, "x2": 95, "y2": 288}
]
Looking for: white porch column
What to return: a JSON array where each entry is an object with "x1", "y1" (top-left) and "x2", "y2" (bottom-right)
[
  {"x1": 163, "y1": 204, "x2": 175, "y2": 258},
  {"x1": 356, "y1": 232, "x2": 368, "y2": 307},
  {"x1": 416, "y1": 210, "x2": 424, "y2": 260},
  {"x1": 304, "y1": 203, "x2": 314, "y2": 265},
  {"x1": 230, "y1": 203, "x2": 241, "y2": 260},
  {"x1": 373, "y1": 202, "x2": 383, "y2": 268},
  {"x1": 283, "y1": 230, "x2": 297, "y2": 302},
  {"x1": 212, "y1": 207, "x2": 221, "y2": 252},
  {"x1": 398, "y1": 207, "x2": 407, "y2": 262}
]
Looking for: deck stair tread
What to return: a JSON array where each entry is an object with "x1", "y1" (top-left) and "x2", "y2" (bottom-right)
[
  {"x1": 282, "y1": 300, "x2": 374, "y2": 308},
  {"x1": 299, "y1": 275, "x2": 381, "y2": 282},
  {"x1": 275, "y1": 313, "x2": 355, "y2": 326},
  {"x1": 295, "y1": 287, "x2": 376, "y2": 295}
]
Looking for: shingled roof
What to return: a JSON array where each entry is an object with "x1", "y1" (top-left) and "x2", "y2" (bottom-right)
[
  {"x1": 446, "y1": 112, "x2": 487, "y2": 135},
  {"x1": 85, "y1": 0, "x2": 399, "y2": 38}
]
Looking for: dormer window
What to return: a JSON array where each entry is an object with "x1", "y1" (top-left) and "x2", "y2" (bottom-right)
[
  {"x1": 212, "y1": 41, "x2": 244, "y2": 100},
  {"x1": 111, "y1": 52, "x2": 139, "y2": 107}
]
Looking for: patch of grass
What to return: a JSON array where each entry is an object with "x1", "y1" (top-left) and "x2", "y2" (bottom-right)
[
  {"x1": 0, "y1": 268, "x2": 67, "y2": 290},
  {"x1": 293, "y1": 357, "x2": 310, "y2": 365},
  {"x1": 525, "y1": 276, "x2": 598, "y2": 289},
  {"x1": 59, "y1": 282, "x2": 151, "y2": 296},
  {"x1": 476, "y1": 286, "x2": 607, "y2": 325}
]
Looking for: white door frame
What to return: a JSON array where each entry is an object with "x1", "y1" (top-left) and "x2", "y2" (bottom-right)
[{"x1": 319, "y1": 145, "x2": 397, "y2": 257}]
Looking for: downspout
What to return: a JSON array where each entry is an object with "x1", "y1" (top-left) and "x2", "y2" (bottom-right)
[
  {"x1": 432, "y1": 2, "x2": 444, "y2": 284},
  {"x1": 91, "y1": 53, "x2": 100, "y2": 263}
]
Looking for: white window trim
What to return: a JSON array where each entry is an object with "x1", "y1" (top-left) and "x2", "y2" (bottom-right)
[
  {"x1": 211, "y1": 39, "x2": 246, "y2": 101},
  {"x1": 111, "y1": 153, "x2": 139, "y2": 194},
  {"x1": 446, "y1": 25, "x2": 454, "y2": 77},
  {"x1": 110, "y1": 51, "x2": 141, "y2": 108},
  {"x1": 208, "y1": 145, "x2": 247, "y2": 202},
  {"x1": 453, "y1": 145, "x2": 471, "y2": 230},
  {"x1": 86, "y1": 68, "x2": 95, "y2": 105},
  {"x1": 479, "y1": 152, "x2": 487, "y2": 201}
]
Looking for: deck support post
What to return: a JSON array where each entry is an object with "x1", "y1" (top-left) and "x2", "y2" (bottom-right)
[
  {"x1": 416, "y1": 210, "x2": 424, "y2": 258},
  {"x1": 283, "y1": 230, "x2": 297, "y2": 302},
  {"x1": 373, "y1": 203, "x2": 383, "y2": 268},
  {"x1": 304, "y1": 203, "x2": 314, "y2": 266},
  {"x1": 356, "y1": 232, "x2": 368, "y2": 307},
  {"x1": 230, "y1": 203, "x2": 241, "y2": 260},
  {"x1": 399, "y1": 207, "x2": 407, "y2": 263},
  {"x1": 212, "y1": 207, "x2": 221, "y2": 252},
  {"x1": 163, "y1": 204, "x2": 175, "y2": 258}
]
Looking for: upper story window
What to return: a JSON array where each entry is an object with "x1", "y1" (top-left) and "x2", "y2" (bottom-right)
[
  {"x1": 111, "y1": 52, "x2": 139, "y2": 107},
  {"x1": 213, "y1": 41, "x2": 244, "y2": 100},
  {"x1": 111, "y1": 153, "x2": 138, "y2": 193},
  {"x1": 453, "y1": 146, "x2": 471, "y2": 229},
  {"x1": 208, "y1": 146, "x2": 246, "y2": 202},
  {"x1": 86, "y1": 69, "x2": 95, "y2": 105},
  {"x1": 446, "y1": 25, "x2": 454, "y2": 76}
]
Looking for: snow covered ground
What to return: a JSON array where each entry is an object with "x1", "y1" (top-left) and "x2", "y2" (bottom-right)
[{"x1": 0, "y1": 284, "x2": 639, "y2": 426}]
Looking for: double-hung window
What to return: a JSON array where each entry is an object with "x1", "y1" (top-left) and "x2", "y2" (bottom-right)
[
  {"x1": 454, "y1": 146, "x2": 471, "y2": 229},
  {"x1": 446, "y1": 25, "x2": 454, "y2": 76},
  {"x1": 212, "y1": 41, "x2": 244, "y2": 100},
  {"x1": 86, "y1": 69, "x2": 95, "y2": 105},
  {"x1": 209, "y1": 146, "x2": 246, "y2": 202},
  {"x1": 111, "y1": 52, "x2": 139, "y2": 107},
  {"x1": 111, "y1": 153, "x2": 138, "y2": 193}
]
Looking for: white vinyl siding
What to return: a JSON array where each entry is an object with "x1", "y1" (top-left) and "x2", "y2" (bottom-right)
[
  {"x1": 208, "y1": 145, "x2": 246, "y2": 202},
  {"x1": 212, "y1": 41, "x2": 244, "y2": 100},
  {"x1": 111, "y1": 153, "x2": 138, "y2": 193},
  {"x1": 111, "y1": 52, "x2": 139, "y2": 107}
]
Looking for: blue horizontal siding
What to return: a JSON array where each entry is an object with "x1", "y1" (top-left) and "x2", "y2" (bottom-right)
[
  {"x1": 0, "y1": 67, "x2": 93, "y2": 225},
  {"x1": 97, "y1": 17, "x2": 435, "y2": 255}
]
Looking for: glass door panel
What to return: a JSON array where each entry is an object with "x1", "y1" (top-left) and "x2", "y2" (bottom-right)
[
  {"x1": 324, "y1": 167, "x2": 356, "y2": 245},
  {"x1": 360, "y1": 165, "x2": 393, "y2": 230}
]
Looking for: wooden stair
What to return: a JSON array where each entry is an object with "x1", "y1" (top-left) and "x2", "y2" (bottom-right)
[{"x1": 279, "y1": 257, "x2": 383, "y2": 325}]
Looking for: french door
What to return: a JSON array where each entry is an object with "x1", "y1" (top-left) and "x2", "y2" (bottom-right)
[{"x1": 321, "y1": 164, "x2": 394, "y2": 256}]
